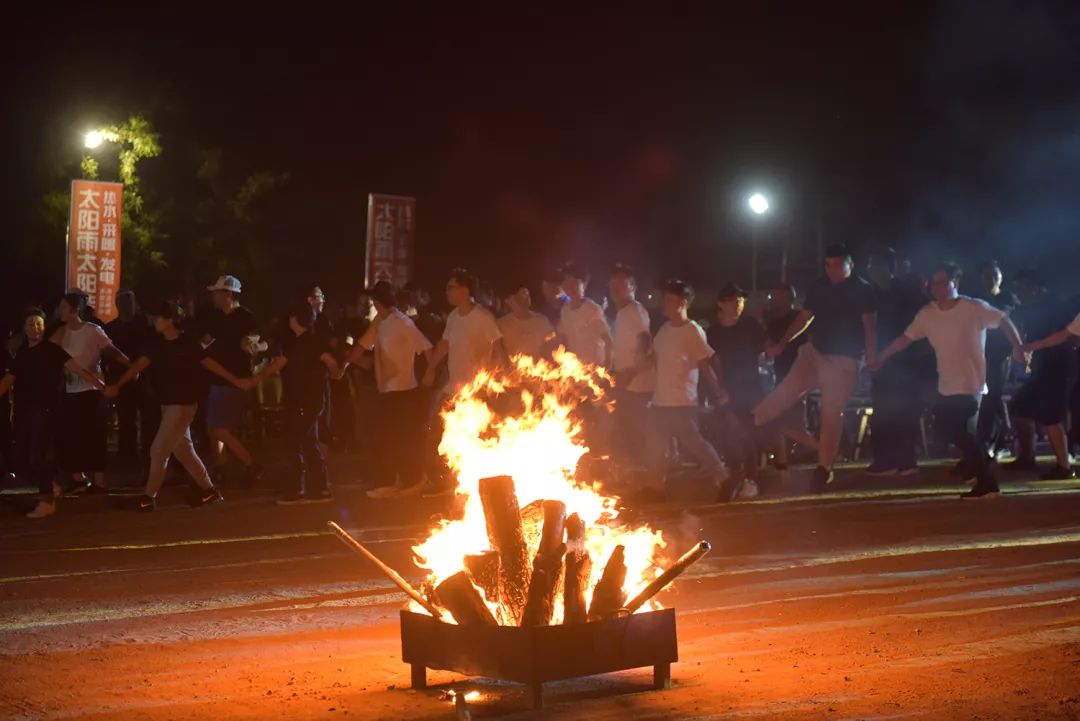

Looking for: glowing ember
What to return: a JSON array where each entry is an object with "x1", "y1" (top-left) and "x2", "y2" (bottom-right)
[{"x1": 412, "y1": 348, "x2": 668, "y2": 624}]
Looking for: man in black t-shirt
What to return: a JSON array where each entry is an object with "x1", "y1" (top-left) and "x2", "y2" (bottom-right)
[
  {"x1": 755, "y1": 244, "x2": 879, "y2": 490},
  {"x1": 865, "y1": 248, "x2": 929, "y2": 477},
  {"x1": 107, "y1": 302, "x2": 242, "y2": 510},
  {"x1": 707, "y1": 283, "x2": 767, "y2": 497},
  {"x1": 973, "y1": 261, "x2": 1021, "y2": 458},
  {"x1": 0, "y1": 309, "x2": 103, "y2": 519},
  {"x1": 202, "y1": 275, "x2": 262, "y2": 484},
  {"x1": 253, "y1": 302, "x2": 346, "y2": 504}
]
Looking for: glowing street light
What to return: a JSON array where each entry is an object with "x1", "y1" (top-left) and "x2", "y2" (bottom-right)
[
  {"x1": 84, "y1": 130, "x2": 105, "y2": 149},
  {"x1": 748, "y1": 192, "x2": 769, "y2": 215},
  {"x1": 747, "y1": 192, "x2": 771, "y2": 294}
]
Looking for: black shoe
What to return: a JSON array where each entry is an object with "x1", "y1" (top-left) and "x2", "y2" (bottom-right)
[
  {"x1": 1039, "y1": 466, "x2": 1077, "y2": 481},
  {"x1": 961, "y1": 485, "x2": 1000, "y2": 499},
  {"x1": 716, "y1": 476, "x2": 741, "y2": 504},
  {"x1": 865, "y1": 462, "x2": 897, "y2": 477},
  {"x1": 196, "y1": 487, "x2": 225, "y2": 507},
  {"x1": 896, "y1": 465, "x2": 919, "y2": 477},
  {"x1": 811, "y1": 466, "x2": 834, "y2": 493},
  {"x1": 137, "y1": 494, "x2": 156, "y2": 511},
  {"x1": 303, "y1": 490, "x2": 333, "y2": 504},
  {"x1": 1003, "y1": 457, "x2": 1038, "y2": 472}
]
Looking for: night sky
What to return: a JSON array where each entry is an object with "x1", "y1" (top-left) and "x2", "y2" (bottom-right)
[{"x1": 5, "y1": 2, "x2": 1080, "y2": 316}]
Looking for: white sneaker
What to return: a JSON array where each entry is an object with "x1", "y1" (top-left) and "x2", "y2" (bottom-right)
[
  {"x1": 26, "y1": 500, "x2": 57, "y2": 519},
  {"x1": 736, "y1": 479, "x2": 760, "y2": 499},
  {"x1": 366, "y1": 486, "x2": 401, "y2": 500}
]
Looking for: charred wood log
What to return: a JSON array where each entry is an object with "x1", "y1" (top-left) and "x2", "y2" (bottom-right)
[
  {"x1": 588, "y1": 544, "x2": 627, "y2": 620},
  {"x1": 521, "y1": 501, "x2": 567, "y2": 626},
  {"x1": 435, "y1": 571, "x2": 498, "y2": 626},
  {"x1": 478, "y1": 475, "x2": 532, "y2": 623},
  {"x1": 562, "y1": 513, "x2": 592, "y2": 624}
]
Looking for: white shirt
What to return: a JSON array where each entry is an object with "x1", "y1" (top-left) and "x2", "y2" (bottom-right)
[
  {"x1": 612, "y1": 300, "x2": 655, "y2": 393},
  {"x1": 558, "y1": 298, "x2": 609, "y2": 366},
  {"x1": 498, "y1": 311, "x2": 553, "y2": 359},
  {"x1": 1067, "y1": 311, "x2": 1080, "y2": 337},
  {"x1": 443, "y1": 305, "x2": 502, "y2": 390},
  {"x1": 363, "y1": 309, "x2": 432, "y2": 393},
  {"x1": 904, "y1": 296, "x2": 1005, "y2": 396},
  {"x1": 60, "y1": 323, "x2": 110, "y2": 394},
  {"x1": 652, "y1": 320, "x2": 713, "y2": 407}
]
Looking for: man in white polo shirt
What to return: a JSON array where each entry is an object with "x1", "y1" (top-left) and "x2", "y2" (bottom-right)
[
  {"x1": 352, "y1": 281, "x2": 433, "y2": 498},
  {"x1": 873, "y1": 263, "x2": 1027, "y2": 499},
  {"x1": 498, "y1": 282, "x2": 554, "y2": 359}
]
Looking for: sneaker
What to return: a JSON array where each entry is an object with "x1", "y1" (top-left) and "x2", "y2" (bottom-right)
[
  {"x1": 1039, "y1": 466, "x2": 1077, "y2": 481},
  {"x1": 245, "y1": 463, "x2": 265, "y2": 487},
  {"x1": 396, "y1": 481, "x2": 427, "y2": 497},
  {"x1": 303, "y1": 490, "x2": 333, "y2": 504},
  {"x1": 736, "y1": 478, "x2": 760, "y2": 500},
  {"x1": 771, "y1": 460, "x2": 790, "y2": 472},
  {"x1": 61, "y1": 480, "x2": 91, "y2": 497},
  {"x1": 421, "y1": 482, "x2": 455, "y2": 498},
  {"x1": 896, "y1": 465, "x2": 919, "y2": 477},
  {"x1": 1003, "y1": 457, "x2": 1038, "y2": 472},
  {"x1": 715, "y1": 476, "x2": 741, "y2": 503},
  {"x1": 811, "y1": 466, "x2": 835, "y2": 493},
  {"x1": 196, "y1": 488, "x2": 225, "y2": 507},
  {"x1": 366, "y1": 486, "x2": 401, "y2": 500},
  {"x1": 137, "y1": 495, "x2": 156, "y2": 512},
  {"x1": 865, "y1": 463, "x2": 897, "y2": 477},
  {"x1": 276, "y1": 493, "x2": 307, "y2": 506},
  {"x1": 26, "y1": 500, "x2": 57, "y2": 519},
  {"x1": 961, "y1": 485, "x2": 1000, "y2": 500}
]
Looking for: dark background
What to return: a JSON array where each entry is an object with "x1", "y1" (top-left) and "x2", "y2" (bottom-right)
[{"x1": 4, "y1": 1, "x2": 1080, "y2": 321}]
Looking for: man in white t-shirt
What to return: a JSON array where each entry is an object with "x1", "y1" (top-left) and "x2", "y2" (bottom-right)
[
  {"x1": 646, "y1": 279, "x2": 732, "y2": 501},
  {"x1": 498, "y1": 283, "x2": 555, "y2": 359},
  {"x1": 874, "y1": 263, "x2": 1027, "y2": 499},
  {"x1": 424, "y1": 268, "x2": 506, "y2": 393},
  {"x1": 556, "y1": 263, "x2": 611, "y2": 367},
  {"x1": 422, "y1": 269, "x2": 507, "y2": 495},
  {"x1": 608, "y1": 263, "x2": 655, "y2": 467},
  {"x1": 352, "y1": 281, "x2": 433, "y2": 499}
]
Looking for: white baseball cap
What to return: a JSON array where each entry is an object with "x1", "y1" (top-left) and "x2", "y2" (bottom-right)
[{"x1": 207, "y1": 275, "x2": 243, "y2": 293}]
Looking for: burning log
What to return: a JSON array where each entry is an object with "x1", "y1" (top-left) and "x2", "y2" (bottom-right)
[
  {"x1": 624, "y1": 541, "x2": 712, "y2": 614},
  {"x1": 562, "y1": 513, "x2": 592, "y2": 624},
  {"x1": 521, "y1": 501, "x2": 567, "y2": 626},
  {"x1": 463, "y1": 551, "x2": 501, "y2": 603},
  {"x1": 478, "y1": 475, "x2": 532, "y2": 623},
  {"x1": 588, "y1": 545, "x2": 627, "y2": 620},
  {"x1": 326, "y1": 521, "x2": 446, "y2": 619},
  {"x1": 435, "y1": 571, "x2": 499, "y2": 626}
]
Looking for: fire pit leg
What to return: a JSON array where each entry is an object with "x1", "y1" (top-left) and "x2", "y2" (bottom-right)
[
  {"x1": 653, "y1": 663, "x2": 672, "y2": 690},
  {"x1": 410, "y1": 663, "x2": 427, "y2": 690},
  {"x1": 529, "y1": 681, "x2": 544, "y2": 710}
]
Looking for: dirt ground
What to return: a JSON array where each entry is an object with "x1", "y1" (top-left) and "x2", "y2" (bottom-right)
[{"x1": 2, "y1": 463, "x2": 1079, "y2": 720}]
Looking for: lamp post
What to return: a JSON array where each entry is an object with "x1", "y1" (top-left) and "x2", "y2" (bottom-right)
[{"x1": 748, "y1": 193, "x2": 769, "y2": 294}]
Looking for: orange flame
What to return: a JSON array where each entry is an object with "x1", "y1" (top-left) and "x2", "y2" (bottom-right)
[{"x1": 412, "y1": 348, "x2": 667, "y2": 623}]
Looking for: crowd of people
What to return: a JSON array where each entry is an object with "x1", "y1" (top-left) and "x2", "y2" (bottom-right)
[{"x1": 3, "y1": 244, "x2": 1080, "y2": 520}]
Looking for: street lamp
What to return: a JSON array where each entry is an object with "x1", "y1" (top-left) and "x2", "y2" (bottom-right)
[
  {"x1": 84, "y1": 130, "x2": 105, "y2": 149},
  {"x1": 747, "y1": 193, "x2": 770, "y2": 293}
]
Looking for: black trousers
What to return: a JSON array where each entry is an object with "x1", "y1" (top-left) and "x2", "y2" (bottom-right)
[
  {"x1": 11, "y1": 404, "x2": 56, "y2": 495},
  {"x1": 870, "y1": 363, "x2": 922, "y2": 469},
  {"x1": 371, "y1": 389, "x2": 422, "y2": 488},
  {"x1": 709, "y1": 401, "x2": 760, "y2": 482},
  {"x1": 935, "y1": 393, "x2": 995, "y2": 490},
  {"x1": 282, "y1": 405, "x2": 329, "y2": 496},
  {"x1": 115, "y1": 378, "x2": 160, "y2": 460},
  {"x1": 58, "y1": 391, "x2": 108, "y2": 474},
  {"x1": 976, "y1": 354, "x2": 1011, "y2": 453}
]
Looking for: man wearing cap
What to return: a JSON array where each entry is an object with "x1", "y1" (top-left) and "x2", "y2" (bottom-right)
[
  {"x1": 202, "y1": 275, "x2": 263, "y2": 485},
  {"x1": 707, "y1": 282, "x2": 767, "y2": 498},
  {"x1": 755, "y1": 244, "x2": 879, "y2": 491}
]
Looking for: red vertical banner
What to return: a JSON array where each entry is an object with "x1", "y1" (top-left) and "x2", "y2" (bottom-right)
[
  {"x1": 68, "y1": 180, "x2": 123, "y2": 323},
  {"x1": 365, "y1": 193, "x2": 416, "y2": 288}
]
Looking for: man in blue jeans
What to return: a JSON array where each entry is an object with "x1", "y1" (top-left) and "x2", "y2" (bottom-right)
[{"x1": 252, "y1": 302, "x2": 346, "y2": 504}]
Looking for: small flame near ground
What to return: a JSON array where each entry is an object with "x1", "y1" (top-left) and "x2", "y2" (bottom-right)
[{"x1": 412, "y1": 349, "x2": 668, "y2": 623}]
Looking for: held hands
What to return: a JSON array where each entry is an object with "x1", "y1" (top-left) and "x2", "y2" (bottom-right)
[
  {"x1": 765, "y1": 342, "x2": 786, "y2": 359},
  {"x1": 235, "y1": 376, "x2": 259, "y2": 392},
  {"x1": 421, "y1": 368, "x2": 435, "y2": 388},
  {"x1": 714, "y1": 387, "x2": 730, "y2": 407},
  {"x1": 1012, "y1": 346, "x2": 1032, "y2": 369},
  {"x1": 103, "y1": 385, "x2": 120, "y2": 400}
]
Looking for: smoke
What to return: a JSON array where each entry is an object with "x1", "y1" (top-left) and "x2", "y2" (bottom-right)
[{"x1": 906, "y1": 0, "x2": 1080, "y2": 291}]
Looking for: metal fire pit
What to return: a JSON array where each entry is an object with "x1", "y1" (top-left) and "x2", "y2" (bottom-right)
[{"x1": 400, "y1": 608, "x2": 678, "y2": 709}]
